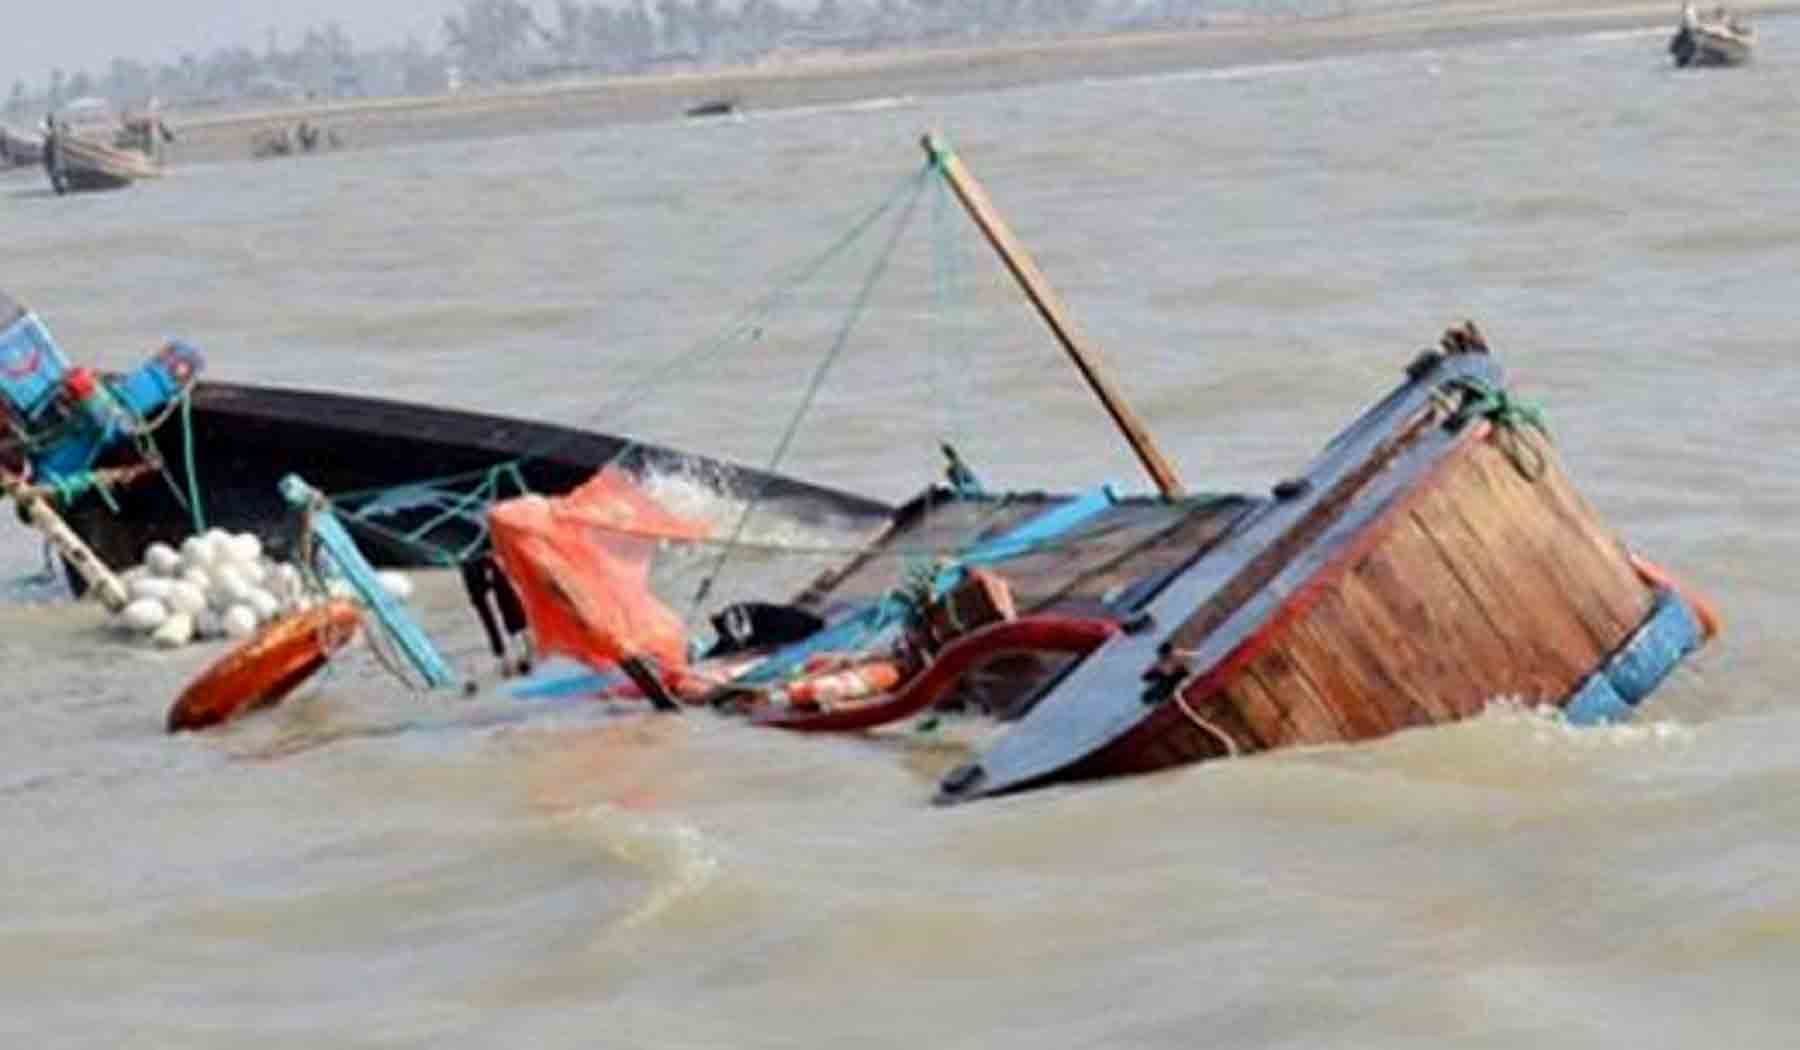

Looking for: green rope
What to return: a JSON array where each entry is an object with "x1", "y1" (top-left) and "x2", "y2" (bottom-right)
[
  {"x1": 687, "y1": 164, "x2": 934, "y2": 625},
  {"x1": 296, "y1": 169, "x2": 931, "y2": 570},
  {"x1": 404, "y1": 166, "x2": 934, "y2": 487},
  {"x1": 45, "y1": 471, "x2": 120, "y2": 513},
  {"x1": 179, "y1": 389, "x2": 206, "y2": 533},
  {"x1": 1448, "y1": 377, "x2": 1550, "y2": 480}
]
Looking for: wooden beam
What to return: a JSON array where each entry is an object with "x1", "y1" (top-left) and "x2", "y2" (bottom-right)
[
  {"x1": 1, "y1": 469, "x2": 129, "y2": 612},
  {"x1": 921, "y1": 132, "x2": 1187, "y2": 499}
]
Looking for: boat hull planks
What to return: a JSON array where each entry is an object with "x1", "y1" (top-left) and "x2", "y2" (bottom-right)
[{"x1": 937, "y1": 342, "x2": 1704, "y2": 802}]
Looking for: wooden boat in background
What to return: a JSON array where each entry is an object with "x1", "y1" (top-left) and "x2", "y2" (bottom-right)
[
  {"x1": 43, "y1": 101, "x2": 168, "y2": 194},
  {"x1": 251, "y1": 120, "x2": 342, "y2": 159},
  {"x1": 1670, "y1": 3, "x2": 1754, "y2": 67},
  {"x1": 45, "y1": 133, "x2": 161, "y2": 193},
  {"x1": 684, "y1": 98, "x2": 741, "y2": 119}
]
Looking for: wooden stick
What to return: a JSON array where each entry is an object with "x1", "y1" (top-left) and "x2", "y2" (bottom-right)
[
  {"x1": 921, "y1": 132, "x2": 1187, "y2": 500},
  {"x1": 1, "y1": 470, "x2": 129, "y2": 612}
]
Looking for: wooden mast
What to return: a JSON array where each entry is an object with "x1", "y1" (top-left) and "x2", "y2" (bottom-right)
[{"x1": 920, "y1": 132, "x2": 1187, "y2": 500}]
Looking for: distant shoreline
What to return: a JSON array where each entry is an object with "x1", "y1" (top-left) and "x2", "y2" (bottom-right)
[{"x1": 162, "y1": 1, "x2": 1796, "y2": 164}]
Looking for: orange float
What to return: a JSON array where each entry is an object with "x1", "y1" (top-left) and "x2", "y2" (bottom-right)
[
  {"x1": 1628, "y1": 552, "x2": 1722, "y2": 641},
  {"x1": 166, "y1": 599, "x2": 363, "y2": 733}
]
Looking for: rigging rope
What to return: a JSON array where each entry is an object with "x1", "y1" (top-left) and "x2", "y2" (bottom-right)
[
  {"x1": 685, "y1": 161, "x2": 933, "y2": 626},
  {"x1": 1446, "y1": 376, "x2": 1550, "y2": 480},
  {"x1": 314, "y1": 163, "x2": 937, "y2": 568}
]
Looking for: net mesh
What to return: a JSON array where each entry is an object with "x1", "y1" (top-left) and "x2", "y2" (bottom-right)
[{"x1": 490, "y1": 466, "x2": 713, "y2": 675}]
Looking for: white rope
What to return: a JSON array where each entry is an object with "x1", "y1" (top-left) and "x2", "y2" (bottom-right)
[{"x1": 1171, "y1": 674, "x2": 1239, "y2": 758}]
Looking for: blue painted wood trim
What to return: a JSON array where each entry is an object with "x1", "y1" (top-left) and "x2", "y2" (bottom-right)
[
  {"x1": 281, "y1": 474, "x2": 457, "y2": 689},
  {"x1": 1563, "y1": 588, "x2": 1703, "y2": 726},
  {"x1": 731, "y1": 485, "x2": 1122, "y2": 689},
  {"x1": 510, "y1": 668, "x2": 623, "y2": 700}
]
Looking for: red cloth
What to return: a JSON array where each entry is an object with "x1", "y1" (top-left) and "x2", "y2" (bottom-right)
[{"x1": 490, "y1": 467, "x2": 710, "y2": 674}]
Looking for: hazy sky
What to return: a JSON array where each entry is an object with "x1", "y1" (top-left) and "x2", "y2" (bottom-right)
[{"x1": 4, "y1": 0, "x2": 460, "y2": 90}]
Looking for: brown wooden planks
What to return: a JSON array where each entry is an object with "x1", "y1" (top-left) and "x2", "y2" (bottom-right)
[
  {"x1": 1409, "y1": 446, "x2": 1612, "y2": 697},
  {"x1": 1199, "y1": 426, "x2": 1655, "y2": 753}
]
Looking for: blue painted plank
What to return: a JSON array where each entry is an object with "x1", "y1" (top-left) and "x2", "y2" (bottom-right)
[{"x1": 282, "y1": 474, "x2": 456, "y2": 689}]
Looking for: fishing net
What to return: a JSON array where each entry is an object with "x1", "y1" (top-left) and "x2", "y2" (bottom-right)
[{"x1": 489, "y1": 466, "x2": 712, "y2": 674}]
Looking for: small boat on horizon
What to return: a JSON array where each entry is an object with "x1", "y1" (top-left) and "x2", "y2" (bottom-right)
[
  {"x1": 251, "y1": 119, "x2": 343, "y2": 159},
  {"x1": 684, "y1": 98, "x2": 740, "y2": 119},
  {"x1": 1669, "y1": 3, "x2": 1754, "y2": 67}
]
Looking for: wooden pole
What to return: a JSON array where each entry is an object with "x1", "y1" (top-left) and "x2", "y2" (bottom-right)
[
  {"x1": 1, "y1": 470, "x2": 129, "y2": 612},
  {"x1": 920, "y1": 132, "x2": 1187, "y2": 500}
]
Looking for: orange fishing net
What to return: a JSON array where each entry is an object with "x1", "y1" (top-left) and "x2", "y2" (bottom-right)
[{"x1": 489, "y1": 467, "x2": 711, "y2": 674}]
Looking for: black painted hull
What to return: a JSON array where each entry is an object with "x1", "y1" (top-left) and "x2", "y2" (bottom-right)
[{"x1": 62, "y1": 381, "x2": 894, "y2": 573}]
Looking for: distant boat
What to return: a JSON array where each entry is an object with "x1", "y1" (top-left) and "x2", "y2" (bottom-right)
[
  {"x1": 43, "y1": 100, "x2": 169, "y2": 194},
  {"x1": 0, "y1": 125, "x2": 44, "y2": 168},
  {"x1": 251, "y1": 120, "x2": 343, "y2": 159},
  {"x1": 1669, "y1": 3, "x2": 1754, "y2": 67},
  {"x1": 684, "y1": 98, "x2": 740, "y2": 119}
]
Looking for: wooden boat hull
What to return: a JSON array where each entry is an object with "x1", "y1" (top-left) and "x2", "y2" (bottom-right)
[
  {"x1": 936, "y1": 339, "x2": 1709, "y2": 802},
  {"x1": 60, "y1": 380, "x2": 895, "y2": 575},
  {"x1": 1691, "y1": 28, "x2": 1753, "y2": 65},
  {"x1": 45, "y1": 133, "x2": 160, "y2": 194}
]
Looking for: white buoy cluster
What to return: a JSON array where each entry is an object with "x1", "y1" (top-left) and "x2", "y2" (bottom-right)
[{"x1": 111, "y1": 529, "x2": 412, "y2": 649}]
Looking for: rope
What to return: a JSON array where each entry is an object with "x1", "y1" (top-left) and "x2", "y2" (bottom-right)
[
  {"x1": 1171, "y1": 673, "x2": 1240, "y2": 758},
  {"x1": 1446, "y1": 376, "x2": 1549, "y2": 480},
  {"x1": 686, "y1": 163, "x2": 932, "y2": 625},
  {"x1": 45, "y1": 470, "x2": 120, "y2": 513},
  {"x1": 178, "y1": 389, "x2": 206, "y2": 532},
  {"x1": 295, "y1": 166, "x2": 931, "y2": 571}
]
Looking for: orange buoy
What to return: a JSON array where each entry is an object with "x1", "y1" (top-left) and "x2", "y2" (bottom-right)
[
  {"x1": 166, "y1": 599, "x2": 363, "y2": 733},
  {"x1": 1628, "y1": 552, "x2": 1722, "y2": 642}
]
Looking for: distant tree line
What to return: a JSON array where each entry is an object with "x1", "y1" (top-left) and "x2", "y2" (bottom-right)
[{"x1": 3, "y1": 0, "x2": 1325, "y2": 118}]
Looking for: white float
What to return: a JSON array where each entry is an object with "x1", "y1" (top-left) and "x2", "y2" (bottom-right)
[{"x1": 110, "y1": 528, "x2": 419, "y2": 649}]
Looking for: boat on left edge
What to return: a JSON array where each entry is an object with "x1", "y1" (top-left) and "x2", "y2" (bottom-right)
[
  {"x1": 0, "y1": 289, "x2": 897, "y2": 588},
  {"x1": 0, "y1": 125, "x2": 45, "y2": 168}
]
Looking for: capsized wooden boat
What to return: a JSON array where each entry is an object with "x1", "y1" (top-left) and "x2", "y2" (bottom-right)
[
  {"x1": 931, "y1": 326, "x2": 1715, "y2": 802},
  {"x1": 1670, "y1": 3, "x2": 1754, "y2": 67},
  {"x1": 543, "y1": 321, "x2": 1712, "y2": 801},
  {"x1": 659, "y1": 135, "x2": 1714, "y2": 802}
]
